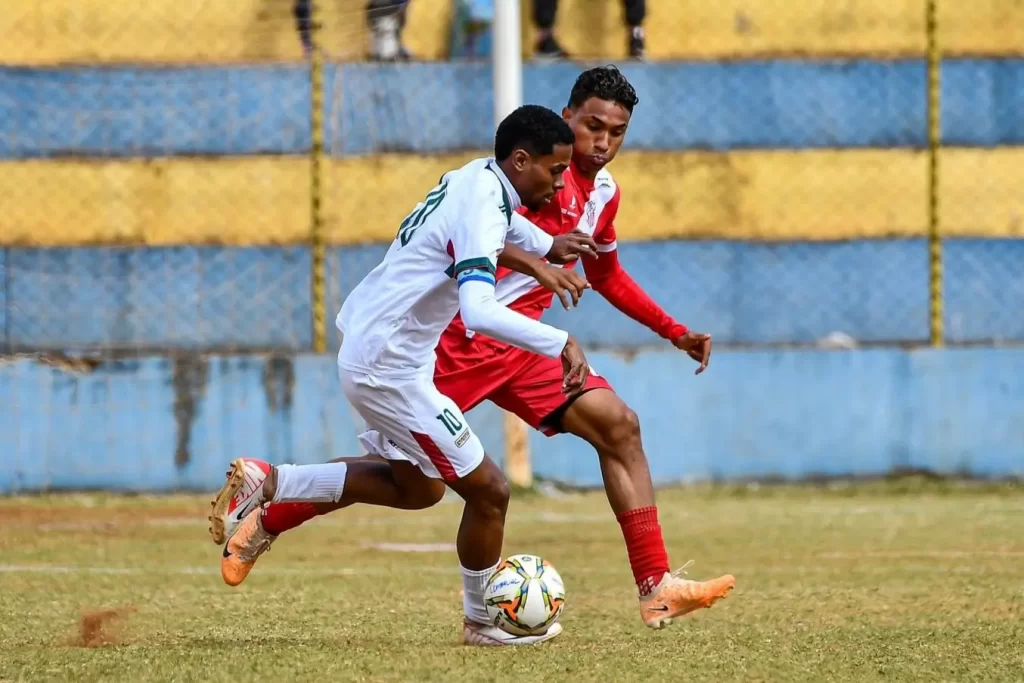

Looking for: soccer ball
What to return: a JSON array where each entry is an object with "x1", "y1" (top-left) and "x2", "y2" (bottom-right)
[{"x1": 484, "y1": 554, "x2": 565, "y2": 636}]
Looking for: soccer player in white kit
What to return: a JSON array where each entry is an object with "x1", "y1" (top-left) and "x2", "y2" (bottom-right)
[{"x1": 218, "y1": 105, "x2": 590, "y2": 645}]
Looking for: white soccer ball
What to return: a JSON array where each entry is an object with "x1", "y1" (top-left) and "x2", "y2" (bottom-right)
[{"x1": 484, "y1": 554, "x2": 565, "y2": 636}]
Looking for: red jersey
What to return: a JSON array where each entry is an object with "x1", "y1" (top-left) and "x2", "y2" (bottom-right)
[
  {"x1": 496, "y1": 164, "x2": 620, "y2": 319},
  {"x1": 449, "y1": 163, "x2": 686, "y2": 341}
]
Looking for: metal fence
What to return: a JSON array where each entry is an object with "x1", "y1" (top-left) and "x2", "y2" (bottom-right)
[{"x1": 1, "y1": 0, "x2": 1022, "y2": 357}]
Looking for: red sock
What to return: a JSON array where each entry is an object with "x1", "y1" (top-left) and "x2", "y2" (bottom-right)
[
  {"x1": 616, "y1": 506, "x2": 671, "y2": 597},
  {"x1": 260, "y1": 502, "x2": 320, "y2": 536}
]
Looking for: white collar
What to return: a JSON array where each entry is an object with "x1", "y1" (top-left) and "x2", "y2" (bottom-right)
[{"x1": 486, "y1": 158, "x2": 522, "y2": 211}]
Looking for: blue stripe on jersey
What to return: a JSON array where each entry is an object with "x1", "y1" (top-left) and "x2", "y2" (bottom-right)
[{"x1": 457, "y1": 271, "x2": 496, "y2": 287}]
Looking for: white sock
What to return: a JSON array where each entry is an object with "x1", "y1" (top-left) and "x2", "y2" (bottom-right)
[
  {"x1": 272, "y1": 463, "x2": 348, "y2": 503},
  {"x1": 461, "y1": 560, "x2": 499, "y2": 625}
]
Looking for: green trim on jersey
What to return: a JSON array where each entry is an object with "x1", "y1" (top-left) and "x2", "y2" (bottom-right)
[
  {"x1": 486, "y1": 166, "x2": 513, "y2": 225},
  {"x1": 453, "y1": 257, "x2": 496, "y2": 276},
  {"x1": 398, "y1": 180, "x2": 448, "y2": 247}
]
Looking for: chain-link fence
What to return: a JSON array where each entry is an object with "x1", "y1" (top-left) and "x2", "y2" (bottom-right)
[
  {"x1": 1, "y1": 0, "x2": 1023, "y2": 360},
  {"x1": 1, "y1": 1, "x2": 323, "y2": 355},
  {"x1": 1, "y1": 0, "x2": 1022, "y2": 493}
]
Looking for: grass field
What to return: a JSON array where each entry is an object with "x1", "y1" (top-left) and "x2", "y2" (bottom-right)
[{"x1": 2, "y1": 481, "x2": 1023, "y2": 682}]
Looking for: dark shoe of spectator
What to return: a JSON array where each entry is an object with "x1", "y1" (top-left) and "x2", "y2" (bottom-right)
[
  {"x1": 534, "y1": 35, "x2": 569, "y2": 61},
  {"x1": 629, "y1": 26, "x2": 645, "y2": 60}
]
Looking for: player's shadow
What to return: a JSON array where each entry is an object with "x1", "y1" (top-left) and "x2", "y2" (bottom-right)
[{"x1": 183, "y1": 632, "x2": 455, "y2": 648}]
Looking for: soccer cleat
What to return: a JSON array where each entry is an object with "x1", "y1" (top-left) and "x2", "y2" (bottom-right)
[
  {"x1": 208, "y1": 457, "x2": 270, "y2": 545},
  {"x1": 639, "y1": 561, "x2": 736, "y2": 629},
  {"x1": 221, "y1": 507, "x2": 276, "y2": 587},
  {"x1": 463, "y1": 621, "x2": 563, "y2": 646}
]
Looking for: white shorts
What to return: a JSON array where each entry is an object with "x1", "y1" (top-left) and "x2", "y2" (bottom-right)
[{"x1": 338, "y1": 362, "x2": 486, "y2": 482}]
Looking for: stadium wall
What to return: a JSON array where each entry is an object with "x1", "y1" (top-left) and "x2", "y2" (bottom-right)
[
  {"x1": 2, "y1": 0, "x2": 1022, "y2": 64},
  {"x1": 2, "y1": 347, "x2": 1022, "y2": 493},
  {"x1": 6, "y1": 60, "x2": 1024, "y2": 157},
  {"x1": 3, "y1": 240, "x2": 1024, "y2": 350},
  {"x1": 4, "y1": 61, "x2": 1024, "y2": 246}
]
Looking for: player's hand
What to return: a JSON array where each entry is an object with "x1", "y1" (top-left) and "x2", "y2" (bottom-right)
[
  {"x1": 560, "y1": 336, "x2": 590, "y2": 394},
  {"x1": 546, "y1": 230, "x2": 599, "y2": 265},
  {"x1": 534, "y1": 264, "x2": 590, "y2": 311},
  {"x1": 672, "y1": 331, "x2": 712, "y2": 375}
]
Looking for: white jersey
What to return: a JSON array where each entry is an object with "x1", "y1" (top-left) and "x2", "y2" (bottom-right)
[{"x1": 337, "y1": 157, "x2": 565, "y2": 377}]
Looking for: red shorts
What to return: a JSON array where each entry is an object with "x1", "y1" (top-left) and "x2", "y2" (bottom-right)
[{"x1": 434, "y1": 324, "x2": 614, "y2": 436}]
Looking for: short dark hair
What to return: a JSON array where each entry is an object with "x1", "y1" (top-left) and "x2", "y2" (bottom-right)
[
  {"x1": 567, "y1": 65, "x2": 639, "y2": 113},
  {"x1": 494, "y1": 105, "x2": 575, "y2": 161}
]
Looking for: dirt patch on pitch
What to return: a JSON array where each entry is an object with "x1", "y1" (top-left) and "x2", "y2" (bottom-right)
[{"x1": 72, "y1": 605, "x2": 137, "y2": 647}]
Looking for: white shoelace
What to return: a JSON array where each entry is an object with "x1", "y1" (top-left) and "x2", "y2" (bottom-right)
[{"x1": 670, "y1": 559, "x2": 695, "y2": 580}]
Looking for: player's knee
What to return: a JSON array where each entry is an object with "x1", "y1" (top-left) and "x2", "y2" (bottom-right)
[
  {"x1": 481, "y1": 475, "x2": 511, "y2": 518},
  {"x1": 454, "y1": 456, "x2": 510, "y2": 518},
  {"x1": 603, "y1": 403, "x2": 642, "y2": 455},
  {"x1": 474, "y1": 470, "x2": 511, "y2": 518}
]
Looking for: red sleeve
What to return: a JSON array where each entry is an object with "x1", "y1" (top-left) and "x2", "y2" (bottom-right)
[{"x1": 582, "y1": 190, "x2": 688, "y2": 341}]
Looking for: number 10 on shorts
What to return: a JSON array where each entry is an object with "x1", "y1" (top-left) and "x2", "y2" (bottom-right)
[{"x1": 436, "y1": 409, "x2": 464, "y2": 436}]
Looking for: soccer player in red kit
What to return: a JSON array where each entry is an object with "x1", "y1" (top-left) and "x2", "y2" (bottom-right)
[{"x1": 211, "y1": 67, "x2": 735, "y2": 632}]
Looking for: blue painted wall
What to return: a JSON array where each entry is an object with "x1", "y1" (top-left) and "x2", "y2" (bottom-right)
[
  {"x1": 2, "y1": 348, "x2": 1021, "y2": 493},
  {"x1": 0, "y1": 354, "x2": 506, "y2": 493},
  {"x1": 5, "y1": 247, "x2": 313, "y2": 350},
  {"x1": 4, "y1": 239, "x2": 1022, "y2": 350},
  {"x1": 3, "y1": 60, "x2": 1024, "y2": 157},
  {"x1": 535, "y1": 348, "x2": 1024, "y2": 485},
  {"x1": 0, "y1": 249, "x2": 7, "y2": 349}
]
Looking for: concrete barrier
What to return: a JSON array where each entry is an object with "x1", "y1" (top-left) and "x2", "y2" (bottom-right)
[{"x1": 3, "y1": 348, "x2": 1021, "y2": 493}]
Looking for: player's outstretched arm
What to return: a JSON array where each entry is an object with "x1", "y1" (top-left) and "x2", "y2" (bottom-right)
[
  {"x1": 458, "y1": 272, "x2": 589, "y2": 392},
  {"x1": 582, "y1": 241, "x2": 712, "y2": 373},
  {"x1": 507, "y1": 214, "x2": 599, "y2": 264},
  {"x1": 451, "y1": 170, "x2": 589, "y2": 388},
  {"x1": 498, "y1": 243, "x2": 590, "y2": 310},
  {"x1": 582, "y1": 246, "x2": 685, "y2": 339}
]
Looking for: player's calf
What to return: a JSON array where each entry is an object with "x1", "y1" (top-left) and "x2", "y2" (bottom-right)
[
  {"x1": 445, "y1": 456, "x2": 514, "y2": 632},
  {"x1": 259, "y1": 459, "x2": 447, "y2": 536},
  {"x1": 561, "y1": 388, "x2": 738, "y2": 623}
]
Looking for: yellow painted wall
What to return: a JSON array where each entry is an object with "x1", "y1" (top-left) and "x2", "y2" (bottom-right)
[
  {"x1": 1, "y1": 0, "x2": 309, "y2": 64},
  {"x1": 529, "y1": 0, "x2": 924, "y2": 60},
  {"x1": 330, "y1": 149, "x2": 932, "y2": 243},
  {"x1": 527, "y1": 0, "x2": 1023, "y2": 60},
  {"x1": 2, "y1": 0, "x2": 1020, "y2": 64},
  {"x1": 939, "y1": 1, "x2": 1024, "y2": 56},
  {"x1": 3, "y1": 148, "x2": 1023, "y2": 246},
  {"x1": 0, "y1": 157, "x2": 311, "y2": 246},
  {"x1": 0, "y1": 0, "x2": 455, "y2": 64},
  {"x1": 941, "y1": 148, "x2": 1024, "y2": 238}
]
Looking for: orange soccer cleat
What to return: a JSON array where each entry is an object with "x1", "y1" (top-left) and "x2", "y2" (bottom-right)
[
  {"x1": 220, "y1": 507, "x2": 276, "y2": 587},
  {"x1": 639, "y1": 561, "x2": 736, "y2": 629}
]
